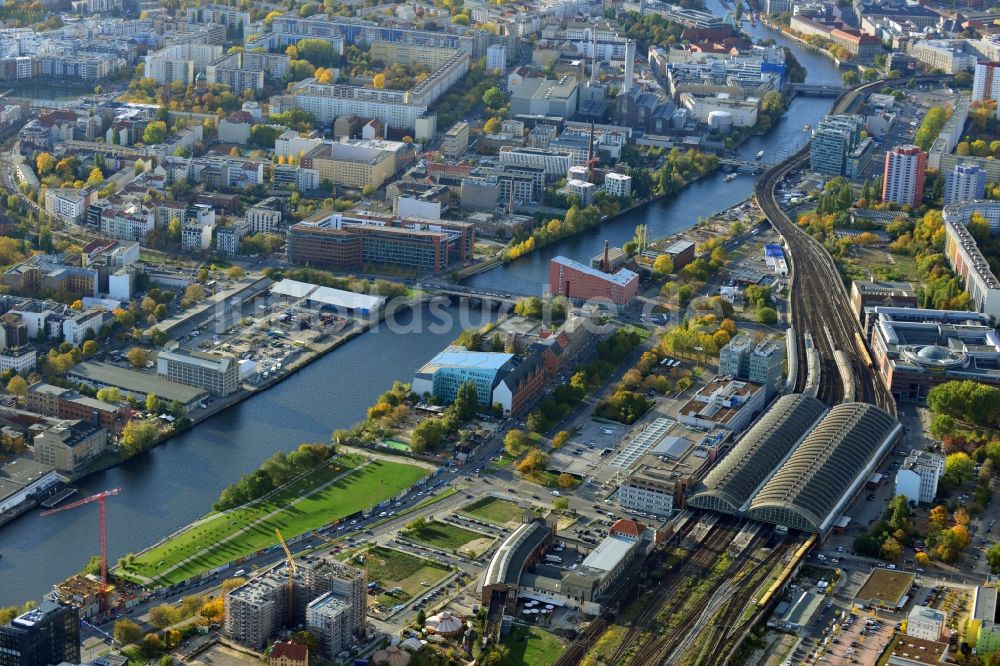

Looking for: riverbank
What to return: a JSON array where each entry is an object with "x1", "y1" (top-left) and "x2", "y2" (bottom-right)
[
  {"x1": 0, "y1": 296, "x2": 428, "y2": 532},
  {"x1": 759, "y1": 17, "x2": 849, "y2": 68}
]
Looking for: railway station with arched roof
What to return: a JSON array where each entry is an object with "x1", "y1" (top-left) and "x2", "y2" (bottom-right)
[
  {"x1": 747, "y1": 402, "x2": 901, "y2": 533},
  {"x1": 687, "y1": 394, "x2": 827, "y2": 515}
]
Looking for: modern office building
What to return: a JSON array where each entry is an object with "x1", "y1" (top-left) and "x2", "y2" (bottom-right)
[
  {"x1": 678, "y1": 376, "x2": 766, "y2": 431},
  {"x1": 32, "y1": 419, "x2": 108, "y2": 473},
  {"x1": 849, "y1": 280, "x2": 918, "y2": 320},
  {"x1": 549, "y1": 256, "x2": 640, "y2": 310},
  {"x1": 894, "y1": 449, "x2": 944, "y2": 505},
  {"x1": 412, "y1": 345, "x2": 515, "y2": 406},
  {"x1": 0, "y1": 602, "x2": 80, "y2": 666},
  {"x1": 498, "y1": 146, "x2": 574, "y2": 181},
  {"x1": 156, "y1": 345, "x2": 240, "y2": 396},
  {"x1": 867, "y1": 306, "x2": 1000, "y2": 402},
  {"x1": 300, "y1": 140, "x2": 406, "y2": 190},
  {"x1": 718, "y1": 333, "x2": 785, "y2": 398},
  {"x1": 809, "y1": 114, "x2": 862, "y2": 176},
  {"x1": 246, "y1": 199, "x2": 284, "y2": 234},
  {"x1": 881, "y1": 145, "x2": 927, "y2": 207},
  {"x1": 944, "y1": 163, "x2": 986, "y2": 205},
  {"x1": 288, "y1": 212, "x2": 473, "y2": 274},
  {"x1": 943, "y1": 215, "x2": 1000, "y2": 320}
]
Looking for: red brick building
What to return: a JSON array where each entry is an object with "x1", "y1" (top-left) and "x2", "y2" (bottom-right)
[{"x1": 549, "y1": 255, "x2": 640, "y2": 310}]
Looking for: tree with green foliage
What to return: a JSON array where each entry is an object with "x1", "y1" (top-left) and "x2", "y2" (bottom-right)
[
  {"x1": 142, "y1": 120, "x2": 167, "y2": 145},
  {"x1": 411, "y1": 418, "x2": 446, "y2": 453},
  {"x1": 145, "y1": 393, "x2": 161, "y2": 414},
  {"x1": 482, "y1": 86, "x2": 506, "y2": 110},
  {"x1": 987, "y1": 544, "x2": 1000, "y2": 574},
  {"x1": 757, "y1": 307, "x2": 778, "y2": 324},
  {"x1": 114, "y1": 619, "x2": 143, "y2": 645},
  {"x1": 945, "y1": 452, "x2": 975, "y2": 484},
  {"x1": 454, "y1": 381, "x2": 479, "y2": 421},
  {"x1": 504, "y1": 429, "x2": 531, "y2": 456},
  {"x1": 120, "y1": 419, "x2": 158, "y2": 457}
]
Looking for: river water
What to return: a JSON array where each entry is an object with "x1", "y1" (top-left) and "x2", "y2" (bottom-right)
[{"x1": 0, "y1": 6, "x2": 842, "y2": 606}]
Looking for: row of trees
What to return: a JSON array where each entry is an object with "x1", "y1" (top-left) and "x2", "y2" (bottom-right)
[{"x1": 213, "y1": 443, "x2": 337, "y2": 510}]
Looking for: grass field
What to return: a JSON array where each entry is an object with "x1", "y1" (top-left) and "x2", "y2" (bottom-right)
[
  {"x1": 462, "y1": 497, "x2": 524, "y2": 525},
  {"x1": 403, "y1": 521, "x2": 495, "y2": 556},
  {"x1": 501, "y1": 625, "x2": 567, "y2": 666},
  {"x1": 124, "y1": 456, "x2": 427, "y2": 586},
  {"x1": 364, "y1": 546, "x2": 452, "y2": 607},
  {"x1": 382, "y1": 439, "x2": 411, "y2": 452}
]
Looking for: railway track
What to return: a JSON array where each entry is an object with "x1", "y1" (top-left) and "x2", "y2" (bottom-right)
[
  {"x1": 551, "y1": 513, "x2": 710, "y2": 666},
  {"x1": 624, "y1": 527, "x2": 768, "y2": 665},
  {"x1": 751, "y1": 77, "x2": 940, "y2": 415}
]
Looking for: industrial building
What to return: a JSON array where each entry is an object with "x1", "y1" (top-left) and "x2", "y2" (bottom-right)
[
  {"x1": 67, "y1": 361, "x2": 208, "y2": 413},
  {"x1": 32, "y1": 420, "x2": 108, "y2": 474},
  {"x1": 156, "y1": 345, "x2": 240, "y2": 397},
  {"x1": 549, "y1": 255, "x2": 640, "y2": 310},
  {"x1": 27, "y1": 383, "x2": 128, "y2": 432},
  {"x1": 270, "y1": 279, "x2": 385, "y2": 317},
  {"x1": 688, "y1": 395, "x2": 901, "y2": 534},
  {"x1": 0, "y1": 457, "x2": 60, "y2": 517},
  {"x1": 867, "y1": 306, "x2": 1000, "y2": 402}
]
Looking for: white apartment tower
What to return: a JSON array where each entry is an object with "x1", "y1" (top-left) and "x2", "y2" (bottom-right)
[
  {"x1": 974, "y1": 61, "x2": 1000, "y2": 114},
  {"x1": 894, "y1": 449, "x2": 944, "y2": 505}
]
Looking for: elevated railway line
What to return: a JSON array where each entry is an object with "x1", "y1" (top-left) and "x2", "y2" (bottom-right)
[{"x1": 751, "y1": 78, "x2": 930, "y2": 416}]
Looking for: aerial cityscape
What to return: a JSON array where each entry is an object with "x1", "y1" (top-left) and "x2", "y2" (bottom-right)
[{"x1": 0, "y1": 0, "x2": 1000, "y2": 664}]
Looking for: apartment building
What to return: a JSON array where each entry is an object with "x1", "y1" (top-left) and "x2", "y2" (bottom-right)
[
  {"x1": 604, "y1": 172, "x2": 632, "y2": 198},
  {"x1": 44, "y1": 188, "x2": 91, "y2": 225},
  {"x1": 4, "y1": 255, "x2": 98, "y2": 297},
  {"x1": 944, "y1": 163, "x2": 986, "y2": 205},
  {"x1": 32, "y1": 420, "x2": 108, "y2": 473},
  {"x1": 144, "y1": 43, "x2": 223, "y2": 85},
  {"x1": 442, "y1": 121, "x2": 470, "y2": 158},
  {"x1": 894, "y1": 449, "x2": 944, "y2": 505},
  {"x1": 27, "y1": 382, "x2": 128, "y2": 432},
  {"x1": 156, "y1": 345, "x2": 240, "y2": 397},
  {"x1": 882, "y1": 145, "x2": 926, "y2": 207},
  {"x1": 0, "y1": 346, "x2": 36, "y2": 374},
  {"x1": 214, "y1": 221, "x2": 246, "y2": 256},
  {"x1": 498, "y1": 146, "x2": 573, "y2": 181},
  {"x1": 246, "y1": 199, "x2": 283, "y2": 234},
  {"x1": 943, "y1": 215, "x2": 1000, "y2": 319},
  {"x1": 908, "y1": 40, "x2": 976, "y2": 74}
]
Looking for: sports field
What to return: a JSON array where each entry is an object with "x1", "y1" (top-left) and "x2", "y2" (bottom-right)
[
  {"x1": 365, "y1": 546, "x2": 452, "y2": 607},
  {"x1": 122, "y1": 455, "x2": 427, "y2": 586}
]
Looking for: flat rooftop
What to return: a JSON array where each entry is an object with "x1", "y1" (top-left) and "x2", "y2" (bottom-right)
[
  {"x1": 68, "y1": 361, "x2": 208, "y2": 404},
  {"x1": 855, "y1": 569, "x2": 915, "y2": 608},
  {"x1": 552, "y1": 255, "x2": 639, "y2": 287},
  {"x1": 580, "y1": 534, "x2": 635, "y2": 573}
]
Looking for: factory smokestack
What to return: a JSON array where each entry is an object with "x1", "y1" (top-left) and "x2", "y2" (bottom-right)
[{"x1": 621, "y1": 39, "x2": 636, "y2": 95}]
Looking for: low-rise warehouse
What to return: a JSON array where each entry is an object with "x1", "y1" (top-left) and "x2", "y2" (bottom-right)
[{"x1": 67, "y1": 361, "x2": 208, "y2": 413}]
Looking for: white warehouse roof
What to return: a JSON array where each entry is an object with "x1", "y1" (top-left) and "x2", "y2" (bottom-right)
[{"x1": 271, "y1": 279, "x2": 385, "y2": 312}]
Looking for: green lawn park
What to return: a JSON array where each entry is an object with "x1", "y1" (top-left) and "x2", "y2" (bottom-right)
[
  {"x1": 364, "y1": 546, "x2": 452, "y2": 607},
  {"x1": 500, "y1": 625, "x2": 567, "y2": 666},
  {"x1": 461, "y1": 497, "x2": 524, "y2": 526},
  {"x1": 122, "y1": 455, "x2": 427, "y2": 586},
  {"x1": 403, "y1": 521, "x2": 495, "y2": 557}
]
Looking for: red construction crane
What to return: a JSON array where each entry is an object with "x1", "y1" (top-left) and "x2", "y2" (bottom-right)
[{"x1": 41, "y1": 488, "x2": 121, "y2": 609}]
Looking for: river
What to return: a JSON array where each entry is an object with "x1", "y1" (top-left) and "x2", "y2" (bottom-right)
[{"x1": 0, "y1": 7, "x2": 842, "y2": 606}]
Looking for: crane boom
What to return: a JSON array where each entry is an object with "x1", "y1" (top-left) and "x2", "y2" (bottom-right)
[
  {"x1": 275, "y1": 527, "x2": 296, "y2": 618},
  {"x1": 41, "y1": 488, "x2": 121, "y2": 611}
]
